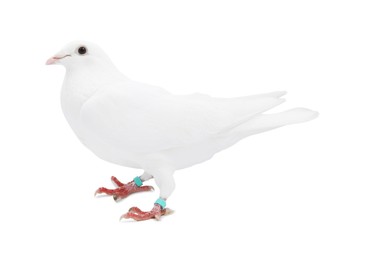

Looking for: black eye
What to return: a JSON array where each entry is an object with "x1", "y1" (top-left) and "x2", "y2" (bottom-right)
[{"x1": 78, "y1": 46, "x2": 87, "y2": 55}]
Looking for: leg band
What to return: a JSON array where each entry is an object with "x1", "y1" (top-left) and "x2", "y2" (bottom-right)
[
  {"x1": 133, "y1": 176, "x2": 143, "y2": 187},
  {"x1": 154, "y1": 198, "x2": 166, "y2": 209}
]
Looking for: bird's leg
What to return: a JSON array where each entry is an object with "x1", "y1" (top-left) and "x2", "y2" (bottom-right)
[
  {"x1": 121, "y1": 198, "x2": 173, "y2": 221},
  {"x1": 121, "y1": 168, "x2": 175, "y2": 221},
  {"x1": 94, "y1": 174, "x2": 154, "y2": 201}
]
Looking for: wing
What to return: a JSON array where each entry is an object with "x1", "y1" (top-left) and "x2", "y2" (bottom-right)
[{"x1": 80, "y1": 81, "x2": 285, "y2": 154}]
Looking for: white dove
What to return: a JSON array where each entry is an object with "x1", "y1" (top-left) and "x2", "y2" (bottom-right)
[{"x1": 46, "y1": 41, "x2": 318, "y2": 221}]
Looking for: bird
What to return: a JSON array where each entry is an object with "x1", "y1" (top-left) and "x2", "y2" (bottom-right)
[{"x1": 46, "y1": 41, "x2": 318, "y2": 221}]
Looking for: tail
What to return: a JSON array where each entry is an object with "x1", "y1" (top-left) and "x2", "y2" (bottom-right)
[
  {"x1": 180, "y1": 108, "x2": 318, "y2": 168},
  {"x1": 230, "y1": 108, "x2": 319, "y2": 137}
]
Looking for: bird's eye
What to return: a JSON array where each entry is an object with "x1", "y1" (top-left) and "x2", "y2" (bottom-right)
[{"x1": 78, "y1": 46, "x2": 87, "y2": 55}]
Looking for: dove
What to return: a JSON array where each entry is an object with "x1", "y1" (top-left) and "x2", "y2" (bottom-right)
[{"x1": 46, "y1": 41, "x2": 318, "y2": 221}]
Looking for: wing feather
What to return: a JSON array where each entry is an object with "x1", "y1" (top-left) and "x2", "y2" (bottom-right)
[{"x1": 80, "y1": 82, "x2": 285, "y2": 153}]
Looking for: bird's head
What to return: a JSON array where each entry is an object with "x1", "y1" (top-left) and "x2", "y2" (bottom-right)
[{"x1": 46, "y1": 41, "x2": 115, "y2": 69}]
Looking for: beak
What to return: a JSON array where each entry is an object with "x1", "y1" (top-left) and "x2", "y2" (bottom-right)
[{"x1": 45, "y1": 54, "x2": 71, "y2": 65}]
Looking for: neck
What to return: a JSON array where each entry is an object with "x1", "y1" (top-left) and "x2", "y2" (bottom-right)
[{"x1": 65, "y1": 60, "x2": 128, "y2": 97}]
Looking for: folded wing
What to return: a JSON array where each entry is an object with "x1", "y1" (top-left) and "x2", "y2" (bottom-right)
[{"x1": 80, "y1": 82, "x2": 286, "y2": 154}]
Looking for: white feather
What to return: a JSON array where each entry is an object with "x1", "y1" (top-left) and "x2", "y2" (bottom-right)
[{"x1": 49, "y1": 41, "x2": 318, "y2": 199}]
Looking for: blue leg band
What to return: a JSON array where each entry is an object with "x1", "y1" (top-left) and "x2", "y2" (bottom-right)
[
  {"x1": 155, "y1": 198, "x2": 166, "y2": 209},
  {"x1": 133, "y1": 176, "x2": 143, "y2": 187}
]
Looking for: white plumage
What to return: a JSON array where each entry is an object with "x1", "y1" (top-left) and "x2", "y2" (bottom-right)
[{"x1": 47, "y1": 41, "x2": 318, "y2": 220}]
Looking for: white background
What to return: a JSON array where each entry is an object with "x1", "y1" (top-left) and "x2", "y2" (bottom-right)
[{"x1": 0, "y1": 0, "x2": 364, "y2": 259}]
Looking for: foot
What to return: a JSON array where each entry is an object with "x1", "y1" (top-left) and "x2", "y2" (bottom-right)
[
  {"x1": 94, "y1": 176, "x2": 154, "y2": 201},
  {"x1": 120, "y1": 204, "x2": 173, "y2": 221}
]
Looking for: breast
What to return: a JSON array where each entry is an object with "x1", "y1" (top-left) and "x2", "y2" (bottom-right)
[{"x1": 60, "y1": 77, "x2": 141, "y2": 168}]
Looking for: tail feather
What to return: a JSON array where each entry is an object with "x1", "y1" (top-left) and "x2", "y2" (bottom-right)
[
  {"x1": 230, "y1": 108, "x2": 319, "y2": 136},
  {"x1": 171, "y1": 107, "x2": 318, "y2": 169},
  {"x1": 245, "y1": 91, "x2": 287, "y2": 99}
]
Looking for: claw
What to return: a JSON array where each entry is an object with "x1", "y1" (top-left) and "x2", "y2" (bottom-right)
[
  {"x1": 164, "y1": 208, "x2": 174, "y2": 216},
  {"x1": 94, "y1": 188, "x2": 102, "y2": 197},
  {"x1": 119, "y1": 214, "x2": 128, "y2": 221}
]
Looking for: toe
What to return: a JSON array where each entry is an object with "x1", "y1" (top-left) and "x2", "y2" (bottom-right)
[
  {"x1": 119, "y1": 205, "x2": 167, "y2": 221},
  {"x1": 154, "y1": 213, "x2": 161, "y2": 220},
  {"x1": 140, "y1": 185, "x2": 154, "y2": 192},
  {"x1": 111, "y1": 176, "x2": 125, "y2": 187},
  {"x1": 163, "y1": 208, "x2": 174, "y2": 216}
]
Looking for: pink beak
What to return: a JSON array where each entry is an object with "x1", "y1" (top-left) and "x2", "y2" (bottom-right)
[
  {"x1": 45, "y1": 54, "x2": 71, "y2": 65},
  {"x1": 46, "y1": 57, "x2": 58, "y2": 65}
]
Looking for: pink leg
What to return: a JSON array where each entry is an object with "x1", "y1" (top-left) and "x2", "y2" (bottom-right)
[
  {"x1": 121, "y1": 204, "x2": 173, "y2": 221},
  {"x1": 94, "y1": 176, "x2": 154, "y2": 201}
]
